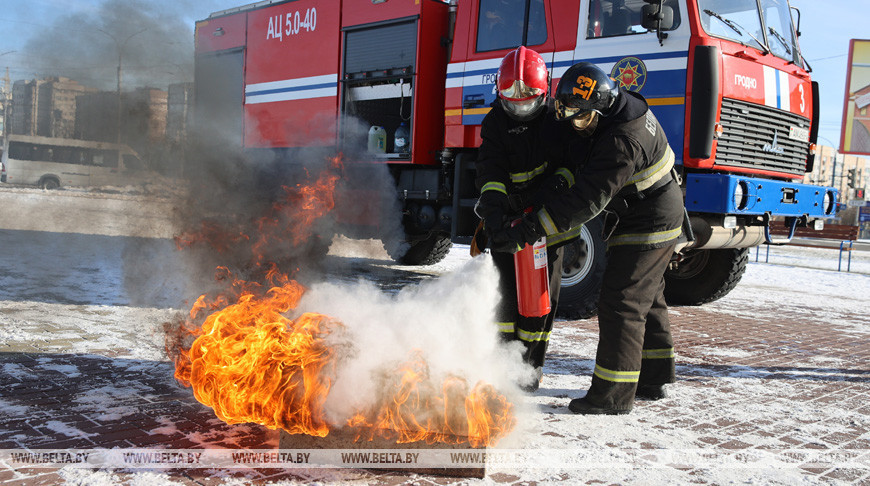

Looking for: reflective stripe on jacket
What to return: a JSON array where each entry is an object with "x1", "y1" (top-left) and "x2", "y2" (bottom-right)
[
  {"x1": 536, "y1": 90, "x2": 685, "y2": 250},
  {"x1": 476, "y1": 100, "x2": 582, "y2": 249}
]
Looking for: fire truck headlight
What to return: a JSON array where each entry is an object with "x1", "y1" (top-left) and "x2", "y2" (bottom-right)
[{"x1": 733, "y1": 180, "x2": 750, "y2": 210}]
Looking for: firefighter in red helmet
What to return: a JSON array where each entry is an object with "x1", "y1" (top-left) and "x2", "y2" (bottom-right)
[
  {"x1": 539, "y1": 62, "x2": 688, "y2": 414},
  {"x1": 473, "y1": 46, "x2": 580, "y2": 392}
]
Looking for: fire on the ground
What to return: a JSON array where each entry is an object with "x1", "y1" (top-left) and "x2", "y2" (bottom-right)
[{"x1": 167, "y1": 155, "x2": 515, "y2": 447}]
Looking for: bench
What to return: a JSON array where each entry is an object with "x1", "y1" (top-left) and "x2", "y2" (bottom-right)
[{"x1": 760, "y1": 223, "x2": 860, "y2": 271}]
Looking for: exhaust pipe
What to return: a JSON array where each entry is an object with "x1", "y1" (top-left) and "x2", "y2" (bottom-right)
[{"x1": 682, "y1": 214, "x2": 765, "y2": 250}]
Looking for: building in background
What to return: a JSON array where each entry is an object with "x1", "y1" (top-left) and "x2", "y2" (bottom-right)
[
  {"x1": 805, "y1": 144, "x2": 867, "y2": 231},
  {"x1": 127, "y1": 88, "x2": 168, "y2": 145},
  {"x1": 10, "y1": 79, "x2": 41, "y2": 136},
  {"x1": 9, "y1": 76, "x2": 177, "y2": 151},
  {"x1": 75, "y1": 87, "x2": 168, "y2": 147},
  {"x1": 74, "y1": 91, "x2": 117, "y2": 143},
  {"x1": 7, "y1": 75, "x2": 182, "y2": 175},
  {"x1": 805, "y1": 145, "x2": 867, "y2": 199},
  {"x1": 11, "y1": 77, "x2": 95, "y2": 138}
]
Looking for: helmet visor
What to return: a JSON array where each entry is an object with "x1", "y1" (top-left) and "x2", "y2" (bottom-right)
[
  {"x1": 554, "y1": 99, "x2": 587, "y2": 121},
  {"x1": 501, "y1": 95, "x2": 546, "y2": 120},
  {"x1": 499, "y1": 80, "x2": 544, "y2": 101},
  {"x1": 570, "y1": 111, "x2": 597, "y2": 131}
]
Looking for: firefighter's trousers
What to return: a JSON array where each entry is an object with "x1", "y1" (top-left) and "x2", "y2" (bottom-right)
[
  {"x1": 492, "y1": 245, "x2": 564, "y2": 370},
  {"x1": 586, "y1": 244, "x2": 676, "y2": 411}
]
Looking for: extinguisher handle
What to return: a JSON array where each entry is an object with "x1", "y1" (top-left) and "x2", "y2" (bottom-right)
[{"x1": 510, "y1": 207, "x2": 534, "y2": 228}]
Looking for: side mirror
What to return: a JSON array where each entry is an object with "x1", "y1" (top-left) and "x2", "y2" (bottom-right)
[{"x1": 641, "y1": 4, "x2": 674, "y2": 31}]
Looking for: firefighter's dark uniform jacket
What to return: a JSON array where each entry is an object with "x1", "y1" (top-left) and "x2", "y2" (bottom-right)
[
  {"x1": 476, "y1": 100, "x2": 582, "y2": 249},
  {"x1": 536, "y1": 89, "x2": 685, "y2": 251},
  {"x1": 541, "y1": 89, "x2": 685, "y2": 411},
  {"x1": 475, "y1": 99, "x2": 575, "y2": 373}
]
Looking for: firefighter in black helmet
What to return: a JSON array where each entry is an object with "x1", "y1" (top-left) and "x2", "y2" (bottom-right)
[
  {"x1": 541, "y1": 62, "x2": 688, "y2": 414},
  {"x1": 473, "y1": 47, "x2": 580, "y2": 392}
]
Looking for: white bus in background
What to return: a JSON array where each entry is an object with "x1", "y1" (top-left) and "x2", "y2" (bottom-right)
[{"x1": 1, "y1": 134, "x2": 147, "y2": 189}]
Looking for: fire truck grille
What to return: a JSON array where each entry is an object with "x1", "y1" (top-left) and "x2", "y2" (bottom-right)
[{"x1": 714, "y1": 98, "x2": 811, "y2": 177}]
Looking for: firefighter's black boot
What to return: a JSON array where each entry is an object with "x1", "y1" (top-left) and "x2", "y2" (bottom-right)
[
  {"x1": 519, "y1": 367, "x2": 543, "y2": 393},
  {"x1": 635, "y1": 384, "x2": 666, "y2": 400},
  {"x1": 568, "y1": 397, "x2": 631, "y2": 415}
]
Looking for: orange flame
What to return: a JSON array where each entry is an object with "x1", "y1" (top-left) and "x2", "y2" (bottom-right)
[
  {"x1": 174, "y1": 272, "x2": 344, "y2": 436},
  {"x1": 347, "y1": 351, "x2": 516, "y2": 447},
  {"x1": 174, "y1": 156, "x2": 340, "y2": 268},
  {"x1": 170, "y1": 155, "x2": 515, "y2": 447}
]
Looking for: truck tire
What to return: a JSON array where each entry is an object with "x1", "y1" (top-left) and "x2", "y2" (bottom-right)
[
  {"x1": 389, "y1": 233, "x2": 453, "y2": 265},
  {"x1": 664, "y1": 248, "x2": 749, "y2": 305},
  {"x1": 40, "y1": 177, "x2": 60, "y2": 190},
  {"x1": 557, "y1": 215, "x2": 607, "y2": 320}
]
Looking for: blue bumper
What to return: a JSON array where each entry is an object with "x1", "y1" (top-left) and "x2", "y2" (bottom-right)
[{"x1": 684, "y1": 173, "x2": 838, "y2": 218}]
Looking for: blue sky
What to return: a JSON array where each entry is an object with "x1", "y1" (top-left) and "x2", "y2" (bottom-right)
[
  {"x1": 789, "y1": 0, "x2": 868, "y2": 150},
  {"x1": 0, "y1": 0, "x2": 864, "y2": 149},
  {"x1": 0, "y1": 0, "x2": 233, "y2": 90}
]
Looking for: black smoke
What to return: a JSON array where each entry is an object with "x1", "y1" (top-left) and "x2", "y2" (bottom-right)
[
  {"x1": 13, "y1": 0, "x2": 411, "y2": 307},
  {"x1": 18, "y1": 0, "x2": 214, "y2": 91}
]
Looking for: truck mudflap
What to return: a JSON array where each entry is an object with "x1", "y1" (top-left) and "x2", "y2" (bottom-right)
[{"x1": 684, "y1": 173, "x2": 838, "y2": 218}]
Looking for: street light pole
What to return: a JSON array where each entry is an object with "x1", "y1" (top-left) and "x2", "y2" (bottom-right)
[
  {"x1": 97, "y1": 28, "x2": 147, "y2": 144},
  {"x1": 817, "y1": 135, "x2": 839, "y2": 192}
]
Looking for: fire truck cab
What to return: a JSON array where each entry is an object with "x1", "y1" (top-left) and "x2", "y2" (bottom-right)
[{"x1": 194, "y1": 0, "x2": 837, "y2": 318}]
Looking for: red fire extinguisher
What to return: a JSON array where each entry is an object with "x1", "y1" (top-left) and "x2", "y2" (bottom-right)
[{"x1": 513, "y1": 209, "x2": 550, "y2": 317}]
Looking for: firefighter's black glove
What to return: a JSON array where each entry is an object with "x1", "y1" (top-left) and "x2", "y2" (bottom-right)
[
  {"x1": 490, "y1": 212, "x2": 542, "y2": 254},
  {"x1": 475, "y1": 190, "x2": 512, "y2": 235},
  {"x1": 543, "y1": 173, "x2": 570, "y2": 193},
  {"x1": 531, "y1": 173, "x2": 570, "y2": 210}
]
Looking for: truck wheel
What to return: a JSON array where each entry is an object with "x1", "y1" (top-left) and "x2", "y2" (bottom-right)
[
  {"x1": 40, "y1": 178, "x2": 60, "y2": 190},
  {"x1": 557, "y1": 215, "x2": 607, "y2": 320},
  {"x1": 664, "y1": 248, "x2": 749, "y2": 305},
  {"x1": 389, "y1": 233, "x2": 452, "y2": 265}
]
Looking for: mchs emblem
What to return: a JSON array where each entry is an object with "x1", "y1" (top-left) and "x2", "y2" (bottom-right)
[{"x1": 611, "y1": 56, "x2": 647, "y2": 92}]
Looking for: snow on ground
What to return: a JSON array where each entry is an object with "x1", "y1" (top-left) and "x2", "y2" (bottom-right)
[
  {"x1": 0, "y1": 300, "x2": 178, "y2": 361},
  {"x1": 1, "y1": 225, "x2": 869, "y2": 484},
  {"x1": 710, "y1": 245, "x2": 870, "y2": 334}
]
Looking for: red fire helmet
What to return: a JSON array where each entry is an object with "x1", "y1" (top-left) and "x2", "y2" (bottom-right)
[{"x1": 496, "y1": 46, "x2": 549, "y2": 121}]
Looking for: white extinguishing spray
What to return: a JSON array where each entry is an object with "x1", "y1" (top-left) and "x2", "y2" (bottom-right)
[{"x1": 513, "y1": 209, "x2": 550, "y2": 317}]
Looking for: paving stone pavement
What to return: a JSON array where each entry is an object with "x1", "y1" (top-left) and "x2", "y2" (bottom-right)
[{"x1": 1, "y1": 303, "x2": 868, "y2": 485}]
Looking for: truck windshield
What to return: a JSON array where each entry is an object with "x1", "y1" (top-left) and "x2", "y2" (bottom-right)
[
  {"x1": 698, "y1": 0, "x2": 767, "y2": 53},
  {"x1": 699, "y1": 0, "x2": 800, "y2": 64},
  {"x1": 758, "y1": 0, "x2": 800, "y2": 64}
]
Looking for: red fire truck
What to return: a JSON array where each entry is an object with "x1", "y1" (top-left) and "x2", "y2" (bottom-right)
[{"x1": 194, "y1": 0, "x2": 837, "y2": 318}]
